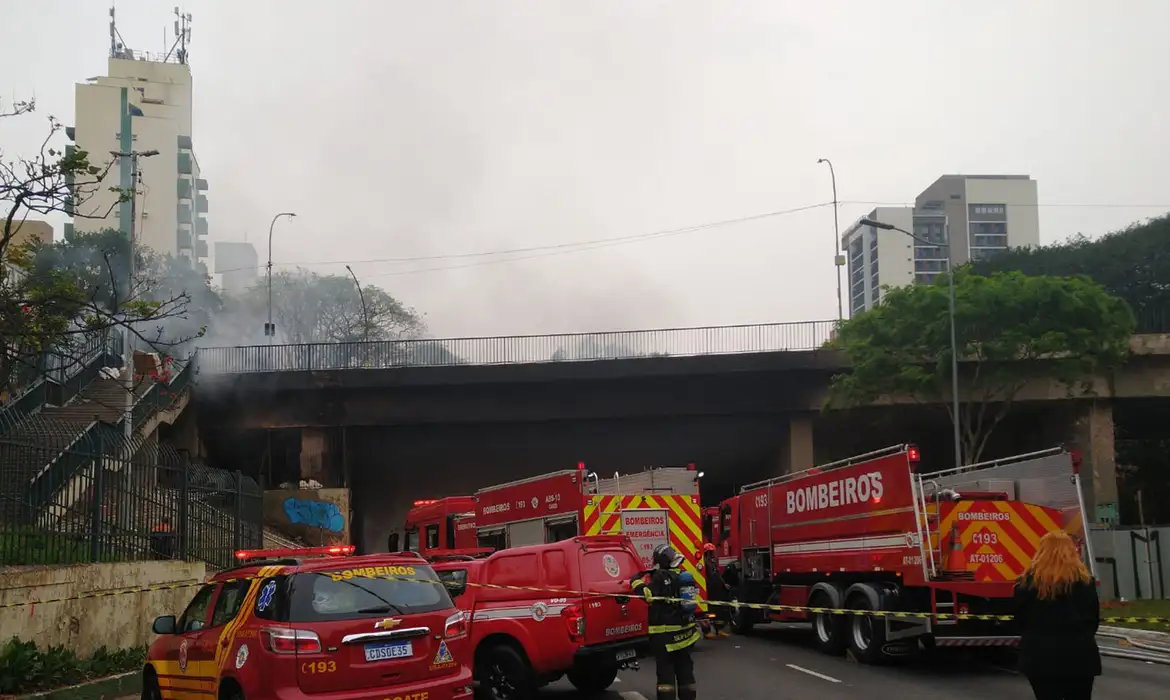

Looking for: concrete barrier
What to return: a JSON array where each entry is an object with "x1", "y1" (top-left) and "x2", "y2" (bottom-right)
[{"x1": 0, "y1": 560, "x2": 204, "y2": 655}]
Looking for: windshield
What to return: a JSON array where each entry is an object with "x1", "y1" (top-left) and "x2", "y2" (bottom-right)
[{"x1": 288, "y1": 565, "x2": 451, "y2": 621}]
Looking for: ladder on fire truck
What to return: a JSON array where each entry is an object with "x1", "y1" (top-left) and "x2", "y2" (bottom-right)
[{"x1": 909, "y1": 446, "x2": 1096, "y2": 585}]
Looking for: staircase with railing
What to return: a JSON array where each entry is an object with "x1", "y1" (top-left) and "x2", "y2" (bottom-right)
[{"x1": 0, "y1": 352, "x2": 199, "y2": 527}]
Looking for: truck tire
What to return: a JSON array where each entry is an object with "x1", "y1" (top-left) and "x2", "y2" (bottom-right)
[
  {"x1": 476, "y1": 644, "x2": 536, "y2": 700},
  {"x1": 846, "y1": 596, "x2": 889, "y2": 664},
  {"x1": 566, "y1": 662, "x2": 618, "y2": 694},
  {"x1": 809, "y1": 593, "x2": 847, "y2": 656},
  {"x1": 729, "y1": 595, "x2": 754, "y2": 635}
]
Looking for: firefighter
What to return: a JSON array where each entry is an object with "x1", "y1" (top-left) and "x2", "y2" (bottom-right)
[
  {"x1": 702, "y1": 544, "x2": 731, "y2": 638},
  {"x1": 631, "y1": 544, "x2": 701, "y2": 700}
]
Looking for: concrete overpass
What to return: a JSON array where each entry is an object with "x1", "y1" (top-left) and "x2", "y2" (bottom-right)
[{"x1": 193, "y1": 321, "x2": 1170, "y2": 551}]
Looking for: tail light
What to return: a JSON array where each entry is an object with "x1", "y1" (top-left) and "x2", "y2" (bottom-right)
[
  {"x1": 563, "y1": 605, "x2": 585, "y2": 643},
  {"x1": 907, "y1": 445, "x2": 921, "y2": 463},
  {"x1": 261, "y1": 628, "x2": 322, "y2": 654},
  {"x1": 443, "y1": 610, "x2": 469, "y2": 639}
]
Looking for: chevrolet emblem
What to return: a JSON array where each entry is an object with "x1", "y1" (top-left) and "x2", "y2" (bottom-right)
[{"x1": 374, "y1": 618, "x2": 402, "y2": 631}]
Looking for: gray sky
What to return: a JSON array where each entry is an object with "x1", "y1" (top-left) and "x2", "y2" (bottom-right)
[{"x1": 4, "y1": 1, "x2": 1168, "y2": 338}]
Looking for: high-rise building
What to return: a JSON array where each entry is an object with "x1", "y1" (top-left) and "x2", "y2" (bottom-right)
[
  {"x1": 65, "y1": 8, "x2": 207, "y2": 262},
  {"x1": 842, "y1": 174, "x2": 1039, "y2": 315},
  {"x1": 214, "y1": 241, "x2": 259, "y2": 296}
]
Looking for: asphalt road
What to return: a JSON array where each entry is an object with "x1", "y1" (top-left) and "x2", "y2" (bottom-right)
[{"x1": 538, "y1": 624, "x2": 1170, "y2": 700}]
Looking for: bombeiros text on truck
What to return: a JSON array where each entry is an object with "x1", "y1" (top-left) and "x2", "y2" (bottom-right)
[{"x1": 710, "y1": 444, "x2": 1093, "y2": 663}]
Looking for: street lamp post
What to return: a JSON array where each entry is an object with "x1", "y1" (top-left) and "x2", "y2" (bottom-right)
[
  {"x1": 265, "y1": 212, "x2": 297, "y2": 344},
  {"x1": 860, "y1": 217, "x2": 963, "y2": 468},
  {"x1": 110, "y1": 148, "x2": 159, "y2": 440},
  {"x1": 345, "y1": 265, "x2": 370, "y2": 343},
  {"x1": 816, "y1": 158, "x2": 845, "y2": 321}
]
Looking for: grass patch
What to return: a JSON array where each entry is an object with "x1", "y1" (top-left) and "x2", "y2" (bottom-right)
[
  {"x1": 0, "y1": 638, "x2": 146, "y2": 695},
  {"x1": 1101, "y1": 598, "x2": 1170, "y2": 631}
]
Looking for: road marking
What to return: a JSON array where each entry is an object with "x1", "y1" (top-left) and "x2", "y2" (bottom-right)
[
  {"x1": 785, "y1": 663, "x2": 842, "y2": 683},
  {"x1": 619, "y1": 692, "x2": 649, "y2": 700}
]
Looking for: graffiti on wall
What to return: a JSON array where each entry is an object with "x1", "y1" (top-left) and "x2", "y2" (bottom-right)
[{"x1": 283, "y1": 497, "x2": 345, "y2": 533}]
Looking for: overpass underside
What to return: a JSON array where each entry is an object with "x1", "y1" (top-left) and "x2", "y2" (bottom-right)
[{"x1": 195, "y1": 345, "x2": 1170, "y2": 552}]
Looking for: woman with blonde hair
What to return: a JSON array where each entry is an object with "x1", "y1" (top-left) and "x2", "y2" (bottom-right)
[{"x1": 1013, "y1": 529, "x2": 1101, "y2": 700}]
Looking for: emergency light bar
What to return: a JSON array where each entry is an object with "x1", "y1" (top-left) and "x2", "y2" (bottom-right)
[
  {"x1": 413, "y1": 499, "x2": 439, "y2": 506},
  {"x1": 234, "y1": 545, "x2": 355, "y2": 561}
]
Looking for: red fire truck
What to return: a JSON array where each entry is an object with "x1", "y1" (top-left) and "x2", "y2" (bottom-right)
[
  {"x1": 402, "y1": 497, "x2": 479, "y2": 556},
  {"x1": 712, "y1": 444, "x2": 1092, "y2": 663},
  {"x1": 471, "y1": 463, "x2": 708, "y2": 602}
]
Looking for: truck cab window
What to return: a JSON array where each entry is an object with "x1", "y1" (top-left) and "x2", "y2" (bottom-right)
[
  {"x1": 425, "y1": 524, "x2": 440, "y2": 549},
  {"x1": 405, "y1": 529, "x2": 420, "y2": 552}
]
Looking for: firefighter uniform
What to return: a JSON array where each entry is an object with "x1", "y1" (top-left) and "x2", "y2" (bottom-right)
[{"x1": 632, "y1": 546, "x2": 701, "y2": 700}]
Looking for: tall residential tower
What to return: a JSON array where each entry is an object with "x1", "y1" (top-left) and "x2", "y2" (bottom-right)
[
  {"x1": 842, "y1": 174, "x2": 1039, "y2": 315},
  {"x1": 65, "y1": 7, "x2": 207, "y2": 261}
]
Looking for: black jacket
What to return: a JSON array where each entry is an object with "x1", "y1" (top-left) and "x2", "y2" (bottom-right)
[
  {"x1": 705, "y1": 559, "x2": 729, "y2": 601},
  {"x1": 633, "y1": 567, "x2": 694, "y2": 634},
  {"x1": 1013, "y1": 575, "x2": 1102, "y2": 678}
]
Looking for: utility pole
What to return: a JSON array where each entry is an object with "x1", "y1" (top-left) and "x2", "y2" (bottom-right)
[
  {"x1": 265, "y1": 212, "x2": 296, "y2": 344},
  {"x1": 110, "y1": 148, "x2": 159, "y2": 440},
  {"x1": 816, "y1": 159, "x2": 844, "y2": 321},
  {"x1": 861, "y1": 216, "x2": 963, "y2": 468}
]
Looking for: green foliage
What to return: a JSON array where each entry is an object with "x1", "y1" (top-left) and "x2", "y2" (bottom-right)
[
  {"x1": 0, "y1": 638, "x2": 146, "y2": 695},
  {"x1": 828, "y1": 271, "x2": 1134, "y2": 464},
  {"x1": 970, "y1": 214, "x2": 1170, "y2": 331}
]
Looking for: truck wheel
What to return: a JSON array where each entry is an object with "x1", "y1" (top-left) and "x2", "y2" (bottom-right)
[
  {"x1": 476, "y1": 645, "x2": 536, "y2": 700},
  {"x1": 810, "y1": 594, "x2": 847, "y2": 656},
  {"x1": 729, "y1": 596, "x2": 754, "y2": 635},
  {"x1": 566, "y1": 662, "x2": 618, "y2": 694},
  {"x1": 847, "y1": 598, "x2": 889, "y2": 664}
]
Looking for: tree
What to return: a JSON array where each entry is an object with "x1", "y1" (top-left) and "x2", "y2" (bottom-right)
[
  {"x1": 970, "y1": 214, "x2": 1170, "y2": 332},
  {"x1": 827, "y1": 271, "x2": 1134, "y2": 465},
  {"x1": 222, "y1": 268, "x2": 423, "y2": 345},
  {"x1": 1, "y1": 99, "x2": 197, "y2": 397}
]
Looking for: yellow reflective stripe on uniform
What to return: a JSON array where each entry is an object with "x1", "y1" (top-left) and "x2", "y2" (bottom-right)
[
  {"x1": 664, "y1": 628, "x2": 702, "y2": 652},
  {"x1": 649, "y1": 622, "x2": 696, "y2": 634}
]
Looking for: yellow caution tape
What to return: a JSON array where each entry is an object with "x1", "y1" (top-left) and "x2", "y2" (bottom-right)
[{"x1": 3, "y1": 573, "x2": 1167, "y2": 626}]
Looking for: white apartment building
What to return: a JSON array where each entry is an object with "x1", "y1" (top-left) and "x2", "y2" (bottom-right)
[
  {"x1": 842, "y1": 174, "x2": 1039, "y2": 315},
  {"x1": 66, "y1": 43, "x2": 207, "y2": 261}
]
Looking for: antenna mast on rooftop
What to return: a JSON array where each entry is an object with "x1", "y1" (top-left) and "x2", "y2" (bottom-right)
[
  {"x1": 164, "y1": 6, "x2": 193, "y2": 65},
  {"x1": 109, "y1": 4, "x2": 132, "y2": 59}
]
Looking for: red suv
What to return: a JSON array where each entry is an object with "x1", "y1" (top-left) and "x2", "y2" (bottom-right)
[
  {"x1": 430, "y1": 535, "x2": 649, "y2": 698},
  {"x1": 143, "y1": 545, "x2": 473, "y2": 700}
]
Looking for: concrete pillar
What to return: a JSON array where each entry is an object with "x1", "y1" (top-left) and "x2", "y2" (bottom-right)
[
  {"x1": 1071, "y1": 401, "x2": 1118, "y2": 524},
  {"x1": 779, "y1": 414, "x2": 815, "y2": 474},
  {"x1": 299, "y1": 427, "x2": 329, "y2": 484}
]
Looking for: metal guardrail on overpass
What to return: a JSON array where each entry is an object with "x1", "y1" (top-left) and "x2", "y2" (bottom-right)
[{"x1": 198, "y1": 320, "x2": 838, "y2": 374}]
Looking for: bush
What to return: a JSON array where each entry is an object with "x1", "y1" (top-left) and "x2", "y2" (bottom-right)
[{"x1": 0, "y1": 638, "x2": 146, "y2": 695}]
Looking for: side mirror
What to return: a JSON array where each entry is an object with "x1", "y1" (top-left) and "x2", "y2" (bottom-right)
[{"x1": 152, "y1": 615, "x2": 177, "y2": 635}]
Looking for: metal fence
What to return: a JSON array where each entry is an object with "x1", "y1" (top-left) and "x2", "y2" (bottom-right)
[
  {"x1": 197, "y1": 320, "x2": 838, "y2": 374},
  {"x1": 1, "y1": 333, "x2": 116, "y2": 428},
  {"x1": 0, "y1": 416, "x2": 263, "y2": 569}
]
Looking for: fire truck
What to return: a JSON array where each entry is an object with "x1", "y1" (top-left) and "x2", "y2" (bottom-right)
[
  {"x1": 712, "y1": 444, "x2": 1093, "y2": 663},
  {"x1": 402, "y1": 496, "x2": 479, "y2": 556},
  {"x1": 472, "y1": 463, "x2": 707, "y2": 602}
]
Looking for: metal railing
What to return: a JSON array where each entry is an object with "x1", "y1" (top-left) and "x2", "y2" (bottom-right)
[
  {"x1": 198, "y1": 320, "x2": 837, "y2": 374},
  {"x1": 1, "y1": 333, "x2": 117, "y2": 431},
  {"x1": 0, "y1": 421, "x2": 262, "y2": 569}
]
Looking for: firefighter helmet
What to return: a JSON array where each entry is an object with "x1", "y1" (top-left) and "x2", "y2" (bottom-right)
[{"x1": 652, "y1": 544, "x2": 684, "y2": 569}]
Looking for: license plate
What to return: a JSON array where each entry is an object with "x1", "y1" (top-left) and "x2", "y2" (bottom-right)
[
  {"x1": 616, "y1": 649, "x2": 637, "y2": 662},
  {"x1": 364, "y1": 641, "x2": 413, "y2": 662}
]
